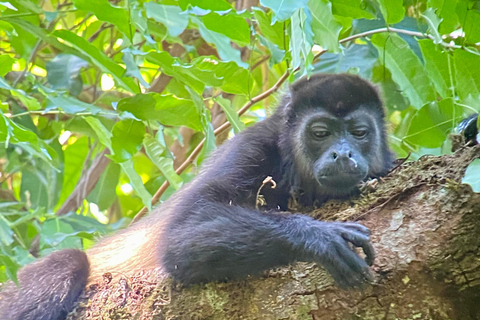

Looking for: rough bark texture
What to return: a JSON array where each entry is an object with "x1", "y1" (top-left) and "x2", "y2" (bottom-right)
[{"x1": 67, "y1": 145, "x2": 480, "y2": 320}]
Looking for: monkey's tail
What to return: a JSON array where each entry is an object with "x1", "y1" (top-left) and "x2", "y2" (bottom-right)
[{"x1": 0, "y1": 249, "x2": 89, "y2": 320}]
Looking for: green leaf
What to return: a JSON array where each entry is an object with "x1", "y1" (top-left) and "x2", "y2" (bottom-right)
[
  {"x1": 87, "y1": 162, "x2": 120, "y2": 210},
  {"x1": 215, "y1": 96, "x2": 245, "y2": 133},
  {"x1": 0, "y1": 113, "x2": 54, "y2": 165},
  {"x1": 290, "y1": 7, "x2": 314, "y2": 75},
  {"x1": 202, "y1": 12, "x2": 251, "y2": 45},
  {"x1": 109, "y1": 119, "x2": 145, "y2": 163},
  {"x1": 146, "y1": 52, "x2": 204, "y2": 92},
  {"x1": 421, "y1": 8, "x2": 442, "y2": 44},
  {"x1": 330, "y1": 0, "x2": 375, "y2": 19},
  {"x1": 371, "y1": 33, "x2": 436, "y2": 109},
  {"x1": 72, "y1": 0, "x2": 131, "y2": 39},
  {"x1": 143, "y1": 134, "x2": 183, "y2": 190},
  {"x1": 260, "y1": 0, "x2": 307, "y2": 22},
  {"x1": 418, "y1": 40, "x2": 451, "y2": 99},
  {"x1": 0, "y1": 255, "x2": 19, "y2": 285},
  {"x1": 10, "y1": 90, "x2": 42, "y2": 111},
  {"x1": 253, "y1": 8, "x2": 285, "y2": 48},
  {"x1": 456, "y1": 0, "x2": 480, "y2": 43},
  {"x1": 462, "y1": 159, "x2": 480, "y2": 192},
  {"x1": 429, "y1": 0, "x2": 459, "y2": 33},
  {"x1": 46, "y1": 94, "x2": 105, "y2": 115},
  {"x1": 53, "y1": 30, "x2": 139, "y2": 94},
  {"x1": 377, "y1": 0, "x2": 405, "y2": 24},
  {"x1": 191, "y1": 17, "x2": 247, "y2": 68},
  {"x1": 308, "y1": 0, "x2": 342, "y2": 53},
  {"x1": 0, "y1": 55, "x2": 15, "y2": 76},
  {"x1": 120, "y1": 159, "x2": 152, "y2": 211},
  {"x1": 454, "y1": 50, "x2": 480, "y2": 101},
  {"x1": 405, "y1": 98, "x2": 462, "y2": 148},
  {"x1": 122, "y1": 51, "x2": 150, "y2": 89},
  {"x1": 0, "y1": 214, "x2": 14, "y2": 246},
  {"x1": 152, "y1": 94, "x2": 203, "y2": 130},
  {"x1": 56, "y1": 136, "x2": 89, "y2": 209},
  {"x1": 145, "y1": 3, "x2": 189, "y2": 37},
  {"x1": 178, "y1": 0, "x2": 232, "y2": 11},
  {"x1": 84, "y1": 116, "x2": 113, "y2": 150},
  {"x1": 46, "y1": 54, "x2": 88, "y2": 96}
]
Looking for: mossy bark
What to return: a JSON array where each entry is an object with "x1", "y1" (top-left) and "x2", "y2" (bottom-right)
[{"x1": 67, "y1": 146, "x2": 480, "y2": 320}]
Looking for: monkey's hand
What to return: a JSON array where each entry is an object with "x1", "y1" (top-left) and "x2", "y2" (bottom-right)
[{"x1": 285, "y1": 217, "x2": 375, "y2": 288}]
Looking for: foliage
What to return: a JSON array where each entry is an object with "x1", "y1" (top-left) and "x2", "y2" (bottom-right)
[{"x1": 0, "y1": 0, "x2": 479, "y2": 282}]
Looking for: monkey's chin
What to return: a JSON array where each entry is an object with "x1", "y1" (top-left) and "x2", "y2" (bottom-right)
[{"x1": 316, "y1": 173, "x2": 366, "y2": 195}]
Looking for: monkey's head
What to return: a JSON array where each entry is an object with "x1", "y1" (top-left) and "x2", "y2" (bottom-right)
[{"x1": 281, "y1": 74, "x2": 393, "y2": 198}]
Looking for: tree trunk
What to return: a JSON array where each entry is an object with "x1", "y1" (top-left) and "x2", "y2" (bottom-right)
[{"x1": 66, "y1": 146, "x2": 480, "y2": 320}]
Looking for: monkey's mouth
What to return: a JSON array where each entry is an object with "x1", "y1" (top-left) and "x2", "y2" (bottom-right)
[{"x1": 316, "y1": 171, "x2": 367, "y2": 191}]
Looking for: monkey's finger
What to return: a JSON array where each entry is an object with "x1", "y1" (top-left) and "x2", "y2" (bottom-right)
[
  {"x1": 340, "y1": 222, "x2": 371, "y2": 236},
  {"x1": 334, "y1": 241, "x2": 374, "y2": 283},
  {"x1": 340, "y1": 230, "x2": 375, "y2": 266},
  {"x1": 322, "y1": 251, "x2": 366, "y2": 288}
]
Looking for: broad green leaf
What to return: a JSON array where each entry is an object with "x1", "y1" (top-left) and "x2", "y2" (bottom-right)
[
  {"x1": 152, "y1": 94, "x2": 203, "y2": 130},
  {"x1": 53, "y1": 30, "x2": 139, "y2": 94},
  {"x1": 46, "y1": 95, "x2": 105, "y2": 115},
  {"x1": 0, "y1": 113, "x2": 54, "y2": 165},
  {"x1": 84, "y1": 116, "x2": 113, "y2": 150},
  {"x1": 462, "y1": 159, "x2": 480, "y2": 192},
  {"x1": 178, "y1": 0, "x2": 232, "y2": 11},
  {"x1": 308, "y1": 0, "x2": 342, "y2": 53},
  {"x1": 120, "y1": 159, "x2": 152, "y2": 211},
  {"x1": 260, "y1": 0, "x2": 307, "y2": 22},
  {"x1": 146, "y1": 52, "x2": 205, "y2": 92},
  {"x1": 429, "y1": 0, "x2": 458, "y2": 33},
  {"x1": 418, "y1": 40, "x2": 451, "y2": 98},
  {"x1": 109, "y1": 119, "x2": 145, "y2": 163},
  {"x1": 145, "y1": 3, "x2": 188, "y2": 37},
  {"x1": 258, "y1": 35, "x2": 285, "y2": 64},
  {"x1": 72, "y1": 0, "x2": 131, "y2": 39},
  {"x1": 117, "y1": 94, "x2": 158, "y2": 120},
  {"x1": 3, "y1": 18, "x2": 79, "y2": 58},
  {"x1": 253, "y1": 8, "x2": 285, "y2": 48},
  {"x1": 122, "y1": 51, "x2": 150, "y2": 89},
  {"x1": 371, "y1": 33, "x2": 436, "y2": 109},
  {"x1": 290, "y1": 7, "x2": 314, "y2": 75},
  {"x1": 87, "y1": 162, "x2": 120, "y2": 210},
  {"x1": 215, "y1": 96, "x2": 245, "y2": 133},
  {"x1": 46, "y1": 54, "x2": 88, "y2": 96},
  {"x1": 454, "y1": 50, "x2": 480, "y2": 101},
  {"x1": 10, "y1": 90, "x2": 41, "y2": 110},
  {"x1": 377, "y1": 0, "x2": 405, "y2": 24},
  {"x1": 330, "y1": 0, "x2": 375, "y2": 19},
  {"x1": 0, "y1": 255, "x2": 19, "y2": 284},
  {"x1": 422, "y1": 8, "x2": 442, "y2": 44},
  {"x1": 0, "y1": 214, "x2": 14, "y2": 245},
  {"x1": 143, "y1": 134, "x2": 183, "y2": 190},
  {"x1": 56, "y1": 137, "x2": 89, "y2": 209},
  {"x1": 0, "y1": 55, "x2": 14, "y2": 76},
  {"x1": 456, "y1": 0, "x2": 480, "y2": 43},
  {"x1": 191, "y1": 17, "x2": 247, "y2": 68},
  {"x1": 405, "y1": 98, "x2": 462, "y2": 148},
  {"x1": 193, "y1": 57, "x2": 252, "y2": 95},
  {"x1": 202, "y1": 12, "x2": 251, "y2": 45}
]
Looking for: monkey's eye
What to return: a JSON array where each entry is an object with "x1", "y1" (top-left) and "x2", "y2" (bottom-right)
[
  {"x1": 311, "y1": 128, "x2": 330, "y2": 139},
  {"x1": 351, "y1": 130, "x2": 368, "y2": 138}
]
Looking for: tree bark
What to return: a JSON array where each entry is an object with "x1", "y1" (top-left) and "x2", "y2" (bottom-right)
[{"x1": 66, "y1": 146, "x2": 480, "y2": 320}]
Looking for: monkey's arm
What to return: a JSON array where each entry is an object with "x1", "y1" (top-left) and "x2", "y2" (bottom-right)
[{"x1": 162, "y1": 184, "x2": 374, "y2": 288}]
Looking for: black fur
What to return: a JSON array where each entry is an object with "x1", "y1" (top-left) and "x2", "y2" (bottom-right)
[{"x1": 0, "y1": 74, "x2": 394, "y2": 320}]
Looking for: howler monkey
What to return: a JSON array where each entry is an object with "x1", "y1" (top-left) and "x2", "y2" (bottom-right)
[{"x1": 0, "y1": 74, "x2": 394, "y2": 320}]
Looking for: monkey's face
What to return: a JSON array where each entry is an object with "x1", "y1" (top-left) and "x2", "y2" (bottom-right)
[{"x1": 298, "y1": 108, "x2": 381, "y2": 195}]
